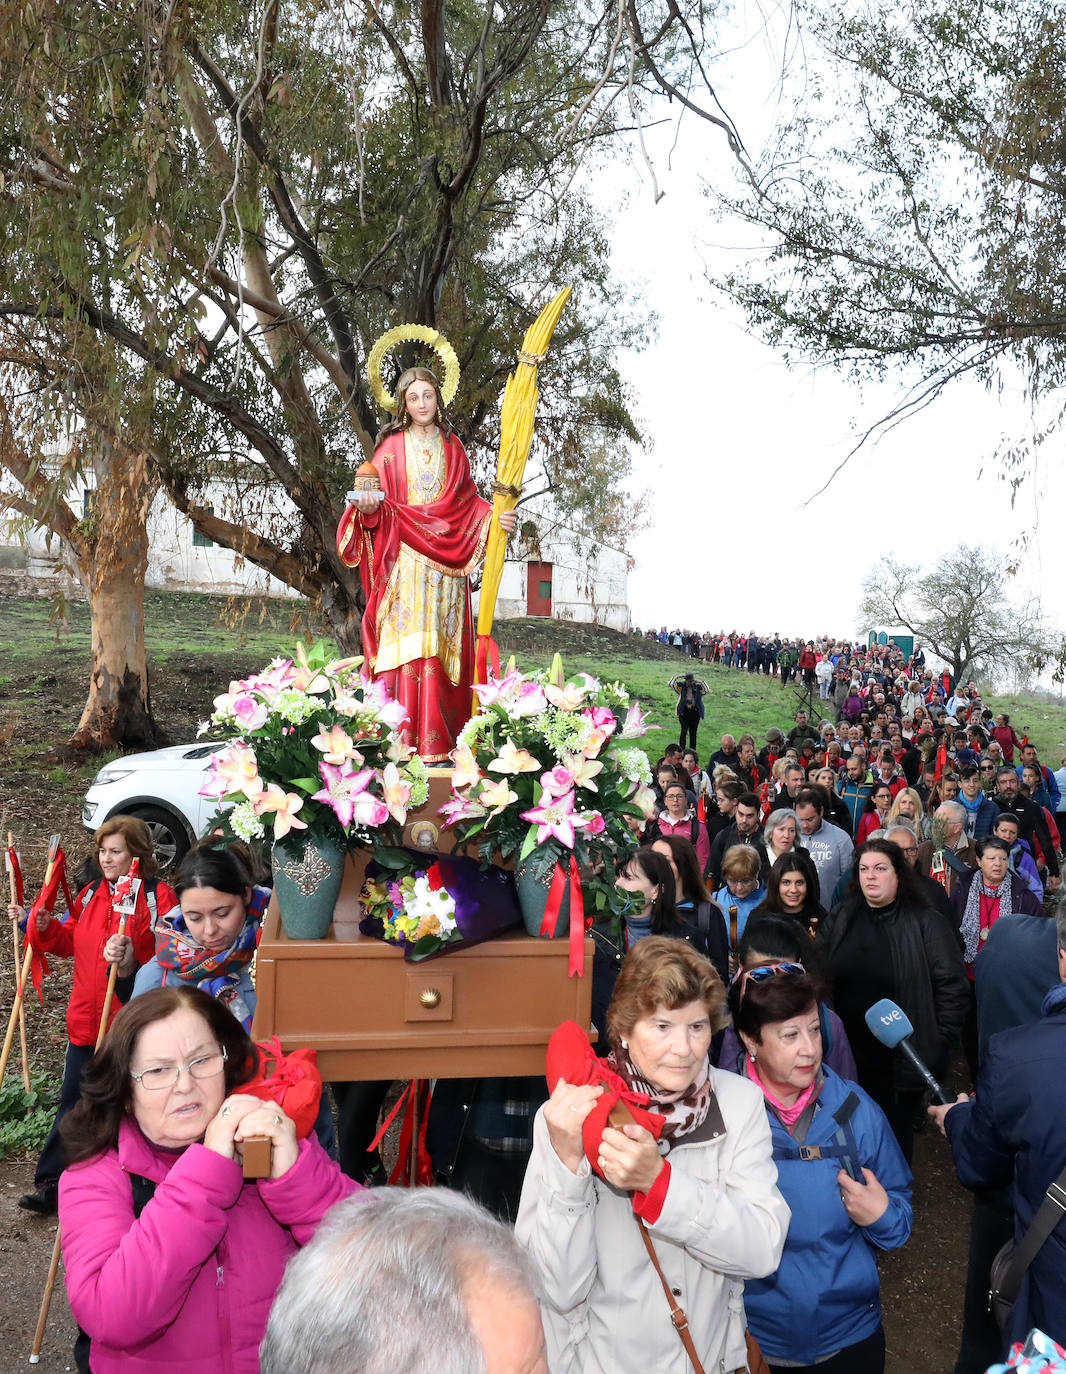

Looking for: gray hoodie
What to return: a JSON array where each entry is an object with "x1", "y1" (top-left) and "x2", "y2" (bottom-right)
[{"x1": 802, "y1": 819, "x2": 854, "y2": 905}]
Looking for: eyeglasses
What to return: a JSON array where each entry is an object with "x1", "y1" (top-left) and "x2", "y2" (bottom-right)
[
  {"x1": 131, "y1": 1046, "x2": 228, "y2": 1091},
  {"x1": 732, "y1": 961, "x2": 805, "y2": 1003}
]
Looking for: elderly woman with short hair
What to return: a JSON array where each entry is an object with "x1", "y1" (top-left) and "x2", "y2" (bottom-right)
[
  {"x1": 763, "y1": 808, "x2": 801, "y2": 869},
  {"x1": 516, "y1": 937, "x2": 789, "y2": 1374}
]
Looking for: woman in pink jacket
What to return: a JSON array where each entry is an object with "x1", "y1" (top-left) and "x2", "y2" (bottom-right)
[
  {"x1": 58, "y1": 987, "x2": 360, "y2": 1374},
  {"x1": 646, "y1": 781, "x2": 710, "y2": 872}
]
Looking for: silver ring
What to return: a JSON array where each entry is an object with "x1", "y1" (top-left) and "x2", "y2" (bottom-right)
[
  {"x1": 568, "y1": 1105, "x2": 579, "y2": 1113},
  {"x1": 273, "y1": 1114, "x2": 281, "y2": 1126},
  {"x1": 222, "y1": 1106, "x2": 233, "y2": 1119}
]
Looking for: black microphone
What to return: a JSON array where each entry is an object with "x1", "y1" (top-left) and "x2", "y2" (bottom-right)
[{"x1": 864, "y1": 999, "x2": 954, "y2": 1105}]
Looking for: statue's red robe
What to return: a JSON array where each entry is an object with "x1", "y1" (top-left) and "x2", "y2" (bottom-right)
[{"x1": 336, "y1": 429, "x2": 491, "y2": 761}]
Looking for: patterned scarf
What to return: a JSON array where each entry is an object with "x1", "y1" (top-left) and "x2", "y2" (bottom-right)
[
  {"x1": 607, "y1": 1041, "x2": 713, "y2": 1155},
  {"x1": 155, "y1": 886, "x2": 269, "y2": 1019},
  {"x1": 961, "y1": 873, "x2": 1012, "y2": 964}
]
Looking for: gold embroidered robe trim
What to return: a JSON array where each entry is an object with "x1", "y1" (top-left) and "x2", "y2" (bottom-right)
[{"x1": 373, "y1": 432, "x2": 468, "y2": 683}]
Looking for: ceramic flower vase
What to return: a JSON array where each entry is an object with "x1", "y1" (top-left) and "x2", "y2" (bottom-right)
[
  {"x1": 272, "y1": 832, "x2": 346, "y2": 940},
  {"x1": 514, "y1": 850, "x2": 570, "y2": 938}
]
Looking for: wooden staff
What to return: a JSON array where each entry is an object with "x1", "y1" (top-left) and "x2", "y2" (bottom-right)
[
  {"x1": 6, "y1": 832, "x2": 30, "y2": 1091},
  {"x1": 0, "y1": 836, "x2": 59, "y2": 1086},
  {"x1": 28, "y1": 1229, "x2": 61, "y2": 1364},
  {"x1": 32, "y1": 868, "x2": 132, "y2": 1363}
]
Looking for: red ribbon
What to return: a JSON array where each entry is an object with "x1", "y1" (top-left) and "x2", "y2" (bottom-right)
[
  {"x1": 6, "y1": 845, "x2": 23, "y2": 906},
  {"x1": 25, "y1": 848, "x2": 74, "y2": 1005},
  {"x1": 539, "y1": 856, "x2": 586, "y2": 979},
  {"x1": 371, "y1": 1080, "x2": 434, "y2": 1187},
  {"x1": 474, "y1": 634, "x2": 501, "y2": 685},
  {"x1": 934, "y1": 744, "x2": 947, "y2": 782}
]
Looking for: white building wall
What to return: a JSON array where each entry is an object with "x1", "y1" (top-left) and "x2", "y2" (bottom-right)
[
  {"x1": 481, "y1": 527, "x2": 630, "y2": 631},
  {"x1": 4, "y1": 467, "x2": 630, "y2": 627}
]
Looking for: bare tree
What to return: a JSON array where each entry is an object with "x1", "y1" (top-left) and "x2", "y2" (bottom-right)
[{"x1": 859, "y1": 545, "x2": 1050, "y2": 686}]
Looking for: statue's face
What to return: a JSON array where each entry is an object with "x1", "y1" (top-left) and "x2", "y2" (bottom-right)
[{"x1": 404, "y1": 378, "x2": 439, "y2": 428}]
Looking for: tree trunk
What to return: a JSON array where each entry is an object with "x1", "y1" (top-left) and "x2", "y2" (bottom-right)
[
  {"x1": 321, "y1": 577, "x2": 365, "y2": 656},
  {"x1": 69, "y1": 443, "x2": 167, "y2": 751}
]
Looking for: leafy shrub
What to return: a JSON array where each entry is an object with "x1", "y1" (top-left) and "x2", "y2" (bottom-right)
[{"x1": 0, "y1": 1072, "x2": 60, "y2": 1158}]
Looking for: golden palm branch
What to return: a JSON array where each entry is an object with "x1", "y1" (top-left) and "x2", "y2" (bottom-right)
[{"x1": 476, "y1": 285, "x2": 572, "y2": 660}]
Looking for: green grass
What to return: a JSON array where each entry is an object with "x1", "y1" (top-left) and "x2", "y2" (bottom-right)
[
  {"x1": 0, "y1": 590, "x2": 322, "y2": 667},
  {"x1": 4, "y1": 592, "x2": 1066, "y2": 764}
]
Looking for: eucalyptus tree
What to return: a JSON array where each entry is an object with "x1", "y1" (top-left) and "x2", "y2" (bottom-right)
[{"x1": 0, "y1": 0, "x2": 747, "y2": 751}]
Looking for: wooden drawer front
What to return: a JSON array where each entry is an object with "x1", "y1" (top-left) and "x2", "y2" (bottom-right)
[{"x1": 404, "y1": 970, "x2": 454, "y2": 1022}]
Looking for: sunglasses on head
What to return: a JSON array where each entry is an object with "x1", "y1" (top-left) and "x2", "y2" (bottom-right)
[{"x1": 732, "y1": 961, "x2": 806, "y2": 1002}]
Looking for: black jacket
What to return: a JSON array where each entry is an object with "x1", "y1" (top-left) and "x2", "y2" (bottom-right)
[
  {"x1": 945, "y1": 992, "x2": 1066, "y2": 1344},
  {"x1": 706, "y1": 823, "x2": 767, "y2": 888},
  {"x1": 993, "y1": 793, "x2": 1060, "y2": 878},
  {"x1": 817, "y1": 896, "x2": 969, "y2": 1092}
]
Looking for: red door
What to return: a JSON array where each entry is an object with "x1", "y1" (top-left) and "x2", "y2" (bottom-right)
[{"x1": 526, "y1": 561, "x2": 553, "y2": 616}]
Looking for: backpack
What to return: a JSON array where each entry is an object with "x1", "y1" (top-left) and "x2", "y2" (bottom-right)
[{"x1": 83, "y1": 876, "x2": 161, "y2": 929}]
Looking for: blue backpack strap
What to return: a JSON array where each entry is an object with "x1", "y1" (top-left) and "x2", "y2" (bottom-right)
[{"x1": 832, "y1": 1091, "x2": 863, "y2": 1182}]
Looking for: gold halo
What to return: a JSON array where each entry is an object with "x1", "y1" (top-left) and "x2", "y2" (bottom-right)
[{"x1": 367, "y1": 325, "x2": 460, "y2": 414}]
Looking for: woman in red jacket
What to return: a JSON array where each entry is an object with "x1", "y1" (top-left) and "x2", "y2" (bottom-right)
[{"x1": 13, "y1": 816, "x2": 177, "y2": 1214}]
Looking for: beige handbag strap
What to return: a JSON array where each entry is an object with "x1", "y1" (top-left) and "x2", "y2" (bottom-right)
[{"x1": 635, "y1": 1215, "x2": 707, "y2": 1374}]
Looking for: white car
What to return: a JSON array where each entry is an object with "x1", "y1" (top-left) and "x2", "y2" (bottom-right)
[{"x1": 82, "y1": 742, "x2": 227, "y2": 869}]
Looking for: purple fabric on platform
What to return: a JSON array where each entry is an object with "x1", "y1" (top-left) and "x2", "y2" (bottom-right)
[{"x1": 359, "y1": 850, "x2": 522, "y2": 960}]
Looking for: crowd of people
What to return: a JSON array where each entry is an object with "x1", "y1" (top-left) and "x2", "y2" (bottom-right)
[{"x1": 7, "y1": 641, "x2": 1066, "y2": 1372}]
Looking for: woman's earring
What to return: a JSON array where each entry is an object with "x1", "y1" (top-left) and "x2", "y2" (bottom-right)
[
  {"x1": 749, "y1": 1050, "x2": 757, "y2": 1063},
  {"x1": 620, "y1": 1039, "x2": 628, "y2": 1050}
]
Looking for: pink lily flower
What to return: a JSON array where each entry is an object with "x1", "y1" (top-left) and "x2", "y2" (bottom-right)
[
  {"x1": 487, "y1": 738, "x2": 540, "y2": 775},
  {"x1": 521, "y1": 788, "x2": 578, "y2": 847},
  {"x1": 382, "y1": 763, "x2": 413, "y2": 825},
  {"x1": 581, "y1": 727, "x2": 611, "y2": 759},
  {"x1": 200, "y1": 743, "x2": 264, "y2": 799},
  {"x1": 511, "y1": 681, "x2": 549, "y2": 717},
  {"x1": 451, "y1": 743, "x2": 482, "y2": 790},
  {"x1": 439, "y1": 793, "x2": 489, "y2": 826},
  {"x1": 472, "y1": 669, "x2": 521, "y2": 707},
  {"x1": 376, "y1": 697, "x2": 409, "y2": 731},
  {"x1": 617, "y1": 701, "x2": 650, "y2": 739},
  {"x1": 479, "y1": 777, "x2": 518, "y2": 817},
  {"x1": 312, "y1": 724, "x2": 360, "y2": 766},
  {"x1": 291, "y1": 643, "x2": 329, "y2": 693},
  {"x1": 544, "y1": 680, "x2": 585, "y2": 712},
  {"x1": 252, "y1": 783, "x2": 308, "y2": 838},
  {"x1": 311, "y1": 763, "x2": 384, "y2": 830},
  {"x1": 562, "y1": 752, "x2": 603, "y2": 791},
  {"x1": 584, "y1": 705, "x2": 618, "y2": 736}
]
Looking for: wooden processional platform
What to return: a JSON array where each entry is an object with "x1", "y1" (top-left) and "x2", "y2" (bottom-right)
[{"x1": 251, "y1": 846, "x2": 594, "y2": 1081}]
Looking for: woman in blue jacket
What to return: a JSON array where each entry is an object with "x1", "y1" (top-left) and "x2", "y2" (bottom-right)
[{"x1": 725, "y1": 962, "x2": 912, "y2": 1374}]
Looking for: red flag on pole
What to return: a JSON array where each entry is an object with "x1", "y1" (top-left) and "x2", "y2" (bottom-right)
[{"x1": 24, "y1": 848, "x2": 73, "y2": 1004}]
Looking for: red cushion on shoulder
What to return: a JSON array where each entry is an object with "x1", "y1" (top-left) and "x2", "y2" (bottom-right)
[{"x1": 545, "y1": 1021, "x2": 665, "y2": 1181}]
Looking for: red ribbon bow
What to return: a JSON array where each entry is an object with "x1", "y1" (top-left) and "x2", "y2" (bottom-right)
[{"x1": 539, "y1": 855, "x2": 586, "y2": 978}]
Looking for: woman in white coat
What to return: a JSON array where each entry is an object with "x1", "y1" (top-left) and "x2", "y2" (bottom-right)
[{"x1": 515, "y1": 937, "x2": 790, "y2": 1374}]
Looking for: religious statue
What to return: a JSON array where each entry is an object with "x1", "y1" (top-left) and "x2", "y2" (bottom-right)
[{"x1": 337, "y1": 339, "x2": 515, "y2": 761}]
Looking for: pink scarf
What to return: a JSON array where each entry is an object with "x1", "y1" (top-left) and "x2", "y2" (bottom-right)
[{"x1": 745, "y1": 1055, "x2": 820, "y2": 1129}]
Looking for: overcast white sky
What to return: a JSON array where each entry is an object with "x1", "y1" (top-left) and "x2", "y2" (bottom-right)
[{"x1": 600, "y1": 18, "x2": 1066, "y2": 645}]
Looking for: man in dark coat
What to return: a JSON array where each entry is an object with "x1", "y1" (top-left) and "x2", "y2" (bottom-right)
[{"x1": 930, "y1": 903, "x2": 1066, "y2": 1356}]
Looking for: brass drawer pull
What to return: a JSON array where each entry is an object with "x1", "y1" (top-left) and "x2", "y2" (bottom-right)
[{"x1": 419, "y1": 987, "x2": 442, "y2": 1009}]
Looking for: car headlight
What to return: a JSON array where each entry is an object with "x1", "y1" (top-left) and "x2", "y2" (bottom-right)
[{"x1": 93, "y1": 768, "x2": 135, "y2": 786}]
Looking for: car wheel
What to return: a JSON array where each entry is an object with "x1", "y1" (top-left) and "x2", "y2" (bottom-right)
[{"x1": 124, "y1": 806, "x2": 191, "y2": 872}]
